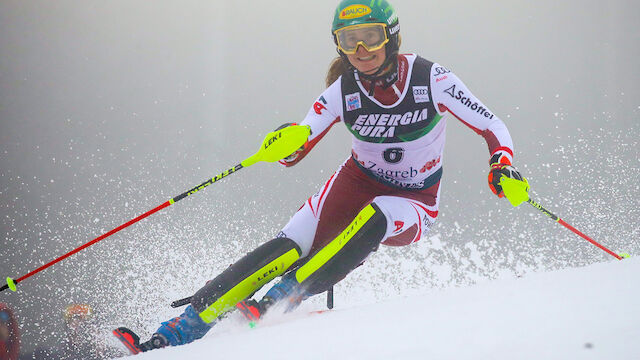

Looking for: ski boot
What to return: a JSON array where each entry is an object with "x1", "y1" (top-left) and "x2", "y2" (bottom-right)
[
  {"x1": 113, "y1": 328, "x2": 168, "y2": 354},
  {"x1": 114, "y1": 305, "x2": 214, "y2": 354},
  {"x1": 236, "y1": 271, "x2": 309, "y2": 322}
]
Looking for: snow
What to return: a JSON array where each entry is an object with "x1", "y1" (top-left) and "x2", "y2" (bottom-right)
[{"x1": 121, "y1": 257, "x2": 639, "y2": 360}]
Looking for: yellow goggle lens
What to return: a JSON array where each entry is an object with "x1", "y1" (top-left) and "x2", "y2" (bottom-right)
[{"x1": 334, "y1": 23, "x2": 389, "y2": 54}]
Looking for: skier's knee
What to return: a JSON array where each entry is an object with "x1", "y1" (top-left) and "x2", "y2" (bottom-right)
[
  {"x1": 369, "y1": 195, "x2": 408, "y2": 236},
  {"x1": 191, "y1": 237, "x2": 301, "y2": 323},
  {"x1": 372, "y1": 195, "x2": 437, "y2": 247}
]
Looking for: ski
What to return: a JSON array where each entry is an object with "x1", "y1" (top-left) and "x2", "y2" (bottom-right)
[
  {"x1": 113, "y1": 303, "x2": 334, "y2": 355},
  {"x1": 113, "y1": 327, "x2": 142, "y2": 355},
  {"x1": 308, "y1": 309, "x2": 332, "y2": 315}
]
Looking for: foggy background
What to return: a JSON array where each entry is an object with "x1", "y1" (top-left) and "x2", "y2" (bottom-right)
[{"x1": 1, "y1": 0, "x2": 638, "y2": 355}]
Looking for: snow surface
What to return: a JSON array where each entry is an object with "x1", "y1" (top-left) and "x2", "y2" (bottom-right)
[{"x1": 118, "y1": 257, "x2": 639, "y2": 360}]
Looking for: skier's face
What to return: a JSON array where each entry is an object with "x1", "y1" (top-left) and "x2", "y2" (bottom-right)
[{"x1": 346, "y1": 45, "x2": 386, "y2": 75}]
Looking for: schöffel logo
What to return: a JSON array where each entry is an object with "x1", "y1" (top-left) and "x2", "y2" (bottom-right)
[
  {"x1": 339, "y1": 5, "x2": 371, "y2": 19},
  {"x1": 345, "y1": 92, "x2": 362, "y2": 111},
  {"x1": 444, "y1": 84, "x2": 495, "y2": 119}
]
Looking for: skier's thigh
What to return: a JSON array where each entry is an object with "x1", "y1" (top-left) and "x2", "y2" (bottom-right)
[
  {"x1": 372, "y1": 195, "x2": 437, "y2": 246},
  {"x1": 279, "y1": 200, "x2": 319, "y2": 258}
]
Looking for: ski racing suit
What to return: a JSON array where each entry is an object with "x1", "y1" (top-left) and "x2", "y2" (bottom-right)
[
  {"x1": 153, "y1": 54, "x2": 514, "y2": 346},
  {"x1": 279, "y1": 54, "x2": 513, "y2": 258}
]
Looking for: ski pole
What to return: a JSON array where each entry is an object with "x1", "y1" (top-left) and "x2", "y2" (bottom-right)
[
  {"x1": 499, "y1": 176, "x2": 629, "y2": 260},
  {"x1": 1, "y1": 125, "x2": 311, "y2": 294},
  {"x1": 525, "y1": 198, "x2": 627, "y2": 260}
]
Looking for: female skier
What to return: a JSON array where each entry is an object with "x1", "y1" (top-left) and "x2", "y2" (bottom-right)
[{"x1": 115, "y1": 0, "x2": 526, "y2": 352}]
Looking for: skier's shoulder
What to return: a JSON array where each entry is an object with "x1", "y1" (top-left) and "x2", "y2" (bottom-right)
[
  {"x1": 401, "y1": 53, "x2": 437, "y2": 67},
  {"x1": 401, "y1": 53, "x2": 450, "y2": 80},
  {"x1": 322, "y1": 75, "x2": 345, "y2": 108},
  {"x1": 327, "y1": 75, "x2": 343, "y2": 93}
]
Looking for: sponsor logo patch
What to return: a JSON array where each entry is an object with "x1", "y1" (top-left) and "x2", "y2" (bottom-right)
[
  {"x1": 263, "y1": 132, "x2": 282, "y2": 149},
  {"x1": 393, "y1": 221, "x2": 404, "y2": 233},
  {"x1": 313, "y1": 96, "x2": 328, "y2": 115},
  {"x1": 433, "y1": 66, "x2": 451, "y2": 76},
  {"x1": 383, "y1": 147, "x2": 404, "y2": 164},
  {"x1": 345, "y1": 92, "x2": 362, "y2": 111},
  {"x1": 420, "y1": 156, "x2": 441, "y2": 173},
  {"x1": 444, "y1": 84, "x2": 495, "y2": 119},
  {"x1": 339, "y1": 5, "x2": 371, "y2": 19},
  {"x1": 412, "y1": 86, "x2": 430, "y2": 103},
  {"x1": 360, "y1": 160, "x2": 422, "y2": 180},
  {"x1": 389, "y1": 23, "x2": 400, "y2": 35},
  {"x1": 422, "y1": 214, "x2": 434, "y2": 235},
  {"x1": 256, "y1": 265, "x2": 279, "y2": 282},
  {"x1": 386, "y1": 12, "x2": 398, "y2": 25},
  {"x1": 351, "y1": 109, "x2": 429, "y2": 138}
]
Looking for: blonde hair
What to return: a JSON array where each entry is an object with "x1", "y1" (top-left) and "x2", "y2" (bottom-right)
[{"x1": 325, "y1": 56, "x2": 348, "y2": 88}]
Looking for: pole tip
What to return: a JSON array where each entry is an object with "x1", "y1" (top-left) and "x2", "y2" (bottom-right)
[
  {"x1": 6, "y1": 277, "x2": 17, "y2": 292},
  {"x1": 619, "y1": 253, "x2": 631, "y2": 259}
]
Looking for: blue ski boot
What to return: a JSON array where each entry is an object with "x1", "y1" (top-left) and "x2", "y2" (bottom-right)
[
  {"x1": 115, "y1": 305, "x2": 216, "y2": 354},
  {"x1": 236, "y1": 271, "x2": 310, "y2": 321},
  {"x1": 154, "y1": 305, "x2": 214, "y2": 347}
]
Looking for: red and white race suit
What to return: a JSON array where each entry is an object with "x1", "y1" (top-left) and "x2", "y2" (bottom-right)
[{"x1": 280, "y1": 54, "x2": 513, "y2": 258}]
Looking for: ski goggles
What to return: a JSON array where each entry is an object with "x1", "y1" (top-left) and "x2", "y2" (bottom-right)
[
  {"x1": 334, "y1": 23, "x2": 389, "y2": 54},
  {"x1": 0, "y1": 311, "x2": 9, "y2": 323}
]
